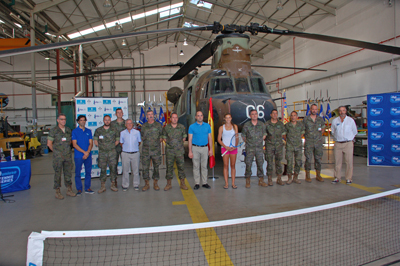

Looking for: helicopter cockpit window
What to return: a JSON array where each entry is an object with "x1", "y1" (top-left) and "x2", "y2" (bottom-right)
[
  {"x1": 210, "y1": 78, "x2": 234, "y2": 95},
  {"x1": 251, "y1": 77, "x2": 268, "y2": 93},
  {"x1": 235, "y1": 78, "x2": 250, "y2": 93}
]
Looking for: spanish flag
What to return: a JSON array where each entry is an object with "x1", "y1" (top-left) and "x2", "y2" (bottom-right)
[{"x1": 208, "y1": 97, "x2": 216, "y2": 168}]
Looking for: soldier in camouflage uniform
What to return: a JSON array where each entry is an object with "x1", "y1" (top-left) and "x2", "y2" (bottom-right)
[
  {"x1": 94, "y1": 115, "x2": 120, "y2": 193},
  {"x1": 242, "y1": 109, "x2": 267, "y2": 188},
  {"x1": 47, "y1": 113, "x2": 76, "y2": 200},
  {"x1": 285, "y1": 111, "x2": 304, "y2": 185},
  {"x1": 110, "y1": 108, "x2": 125, "y2": 188},
  {"x1": 265, "y1": 109, "x2": 287, "y2": 186},
  {"x1": 161, "y1": 112, "x2": 188, "y2": 191},
  {"x1": 140, "y1": 110, "x2": 163, "y2": 191},
  {"x1": 304, "y1": 104, "x2": 325, "y2": 183}
]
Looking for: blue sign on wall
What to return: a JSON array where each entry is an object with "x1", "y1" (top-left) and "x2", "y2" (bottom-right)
[{"x1": 368, "y1": 92, "x2": 400, "y2": 166}]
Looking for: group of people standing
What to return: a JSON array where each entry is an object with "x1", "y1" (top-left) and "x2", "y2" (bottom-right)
[{"x1": 47, "y1": 103, "x2": 357, "y2": 200}]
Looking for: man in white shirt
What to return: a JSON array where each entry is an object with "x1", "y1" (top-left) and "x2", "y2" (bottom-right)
[
  {"x1": 120, "y1": 119, "x2": 141, "y2": 191},
  {"x1": 331, "y1": 106, "x2": 358, "y2": 184}
]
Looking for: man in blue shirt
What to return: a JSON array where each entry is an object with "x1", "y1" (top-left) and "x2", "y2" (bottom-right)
[
  {"x1": 72, "y1": 115, "x2": 94, "y2": 195},
  {"x1": 188, "y1": 111, "x2": 212, "y2": 190}
]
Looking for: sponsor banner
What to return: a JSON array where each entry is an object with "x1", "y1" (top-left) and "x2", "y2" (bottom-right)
[
  {"x1": 75, "y1": 97, "x2": 128, "y2": 177},
  {"x1": 0, "y1": 160, "x2": 31, "y2": 193},
  {"x1": 368, "y1": 93, "x2": 400, "y2": 166}
]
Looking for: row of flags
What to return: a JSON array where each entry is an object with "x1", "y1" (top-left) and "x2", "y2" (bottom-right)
[
  {"x1": 305, "y1": 101, "x2": 332, "y2": 124},
  {"x1": 138, "y1": 106, "x2": 166, "y2": 126}
]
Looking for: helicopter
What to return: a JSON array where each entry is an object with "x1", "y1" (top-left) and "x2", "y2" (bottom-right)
[{"x1": 2, "y1": 22, "x2": 400, "y2": 138}]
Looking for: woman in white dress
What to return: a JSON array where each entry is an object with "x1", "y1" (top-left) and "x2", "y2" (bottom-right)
[{"x1": 217, "y1": 113, "x2": 238, "y2": 189}]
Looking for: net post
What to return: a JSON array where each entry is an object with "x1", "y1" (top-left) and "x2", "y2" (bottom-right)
[{"x1": 26, "y1": 232, "x2": 46, "y2": 266}]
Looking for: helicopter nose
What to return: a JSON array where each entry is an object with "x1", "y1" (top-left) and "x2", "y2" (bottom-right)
[{"x1": 230, "y1": 98, "x2": 275, "y2": 126}]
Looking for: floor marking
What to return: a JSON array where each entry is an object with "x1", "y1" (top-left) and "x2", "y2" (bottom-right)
[
  {"x1": 174, "y1": 164, "x2": 233, "y2": 266},
  {"x1": 172, "y1": 201, "x2": 186, "y2": 205},
  {"x1": 309, "y1": 170, "x2": 400, "y2": 201}
]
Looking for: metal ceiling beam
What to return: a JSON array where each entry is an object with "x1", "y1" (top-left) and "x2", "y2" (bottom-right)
[
  {"x1": 300, "y1": 0, "x2": 336, "y2": 16},
  {"x1": 32, "y1": 0, "x2": 70, "y2": 13},
  {"x1": 88, "y1": 33, "x2": 172, "y2": 60},
  {"x1": 185, "y1": 16, "x2": 281, "y2": 49},
  {"x1": 0, "y1": 74, "x2": 58, "y2": 94},
  {"x1": 203, "y1": 0, "x2": 303, "y2": 31},
  {"x1": 57, "y1": 0, "x2": 172, "y2": 35}
]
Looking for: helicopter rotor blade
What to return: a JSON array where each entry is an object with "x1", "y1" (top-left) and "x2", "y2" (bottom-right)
[
  {"x1": 168, "y1": 41, "x2": 219, "y2": 81},
  {"x1": 51, "y1": 63, "x2": 184, "y2": 80},
  {"x1": 252, "y1": 65, "x2": 326, "y2": 72}
]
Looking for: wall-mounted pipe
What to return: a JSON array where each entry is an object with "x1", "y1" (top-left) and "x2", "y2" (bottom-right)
[{"x1": 75, "y1": 45, "x2": 85, "y2": 97}]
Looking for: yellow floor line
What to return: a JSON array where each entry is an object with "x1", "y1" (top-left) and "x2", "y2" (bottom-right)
[
  {"x1": 309, "y1": 170, "x2": 400, "y2": 201},
  {"x1": 172, "y1": 201, "x2": 186, "y2": 205},
  {"x1": 174, "y1": 164, "x2": 233, "y2": 266}
]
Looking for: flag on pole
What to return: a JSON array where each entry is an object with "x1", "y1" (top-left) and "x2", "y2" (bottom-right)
[
  {"x1": 319, "y1": 102, "x2": 324, "y2": 118},
  {"x1": 208, "y1": 97, "x2": 215, "y2": 169},
  {"x1": 153, "y1": 107, "x2": 159, "y2": 123},
  {"x1": 139, "y1": 107, "x2": 146, "y2": 125},
  {"x1": 283, "y1": 91, "x2": 289, "y2": 124},
  {"x1": 325, "y1": 102, "x2": 332, "y2": 125},
  {"x1": 306, "y1": 102, "x2": 310, "y2": 116},
  {"x1": 159, "y1": 107, "x2": 166, "y2": 126}
]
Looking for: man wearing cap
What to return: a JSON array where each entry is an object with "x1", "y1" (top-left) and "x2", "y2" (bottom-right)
[{"x1": 72, "y1": 115, "x2": 94, "y2": 195}]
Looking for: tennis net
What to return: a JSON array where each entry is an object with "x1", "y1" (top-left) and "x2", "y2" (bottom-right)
[{"x1": 27, "y1": 188, "x2": 400, "y2": 266}]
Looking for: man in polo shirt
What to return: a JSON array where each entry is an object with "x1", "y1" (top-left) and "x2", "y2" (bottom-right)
[
  {"x1": 72, "y1": 115, "x2": 94, "y2": 195},
  {"x1": 188, "y1": 111, "x2": 213, "y2": 190},
  {"x1": 120, "y1": 119, "x2": 141, "y2": 191}
]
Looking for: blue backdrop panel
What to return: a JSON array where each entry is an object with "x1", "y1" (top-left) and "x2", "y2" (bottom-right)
[
  {"x1": 368, "y1": 93, "x2": 400, "y2": 166},
  {"x1": 0, "y1": 160, "x2": 31, "y2": 193}
]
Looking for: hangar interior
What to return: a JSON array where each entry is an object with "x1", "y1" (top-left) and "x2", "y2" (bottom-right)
[{"x1": 1, "y1": 0, "x2": 400, "y2": 265}]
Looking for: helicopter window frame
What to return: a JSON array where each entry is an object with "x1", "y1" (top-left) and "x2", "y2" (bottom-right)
[
  {"x1": 209, "y1": 77, "x2": 235, "y2": 95},
  {"x1": 250, "y1": 77, "x2": 269, "y2": 94},
  {"x1": 234, "y1": 77, "x2": 251, "y2": 93}
]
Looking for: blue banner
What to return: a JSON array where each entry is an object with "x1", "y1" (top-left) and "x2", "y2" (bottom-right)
[
  {"x1": 0, "y1": 160, "x2": 31, "y2": 193},
  {"x1": 368, "y1": 92, "x2": 400, "y2": 166}
]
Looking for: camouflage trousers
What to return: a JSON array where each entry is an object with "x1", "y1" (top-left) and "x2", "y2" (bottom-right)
[
  {"x1": 53, "y1": 153, "x2": 73, "y2": 189},
  {"x1": 286, "y1": 146, "x2": 302, "y2": 174},
  {"x1": 141, "y1": 151, "x2": 161, "y2": 180},
  {"x1": 99, "y1": 150, "x2": 117, "y2": 182},
  {"x1": 165, "y1": 150, "x2": 185, "y2": 180},
  {"x1": 304, "y1": 144, "x2": 323, "y2": 171},
  {"x1": 265, "y1": 145, "x2": 284, "y2": 176},
  {"x1": 245, "y1": 148, "x2": 264, "y2": 178}
]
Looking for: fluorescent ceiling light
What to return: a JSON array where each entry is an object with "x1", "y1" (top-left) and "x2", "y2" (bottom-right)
[
  {"x1": 68, "y1": 2, "x2": 183, "y2": 39},
  {"x1": 189, "y1": 0, "x2": 212, "y2": 9},
  {"x1": 183, "y1": 22, "x2": 199, "y2": 27}
]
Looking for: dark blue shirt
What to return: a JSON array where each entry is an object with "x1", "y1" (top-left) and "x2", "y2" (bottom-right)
[
  {"x1": 72, "y1": 127, "x2": 93, "y2": 158},
  {"x1": 189, "y1": 122, "x2": 211, "y2": 146}
]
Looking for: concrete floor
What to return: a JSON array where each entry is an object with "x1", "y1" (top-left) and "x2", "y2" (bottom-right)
[{"x1": 1, "y1": 148, "x2": 400, "y2": 266}]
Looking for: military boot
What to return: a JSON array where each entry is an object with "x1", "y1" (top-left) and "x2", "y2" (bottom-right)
[
  {"x1": 286, "y1": 174, "x2": 293, "y2": 185},
  {"x1": 114, "y1": 179, "x2": 118, "y2": 188},
  {"x1": 276, "y1": 175, "x2": 285, "y2": 186},
  {"x1": 142, "y1": 180, "x2": 150, "y2": 191},
  {"x1": 245, "y1": 177, "x2": 251, "y2": 188},
  {"x1": 153, "y1": 179, "x2": 160, "y2": 191},
  {"x1": 316, "y1": 170, "x2": 324, "y2": 182},
  {"x1": 66, "y1": 185, "x2": 76, "y2": 197},
  {"x1": 293, "y1": 173, "x2": 301, "y2": 184},
  {"x1": 267, "y1": 176, "x2": 273, "y2": 186},
  {"x1": 55, "y1": 188, "x2": 64, "y2": 200},
  {"x1": 180, "y1": 178, "x2": 188, "y2": 190},
  {"x1": 258, "y1": 177, "x2": 268, "y2": 187},
  {"x1": 110, "y1": 181, "x2": 118, "y2": 192},
  {"x1": 305, "y1": 171, "x2": 312, "y2": 183},
  {"x1": 164, "y1": 179, "x2": 172, "y2": 191},
  {"x1": 98, "y1": 182, "x2": 106, "y2": 194}
]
